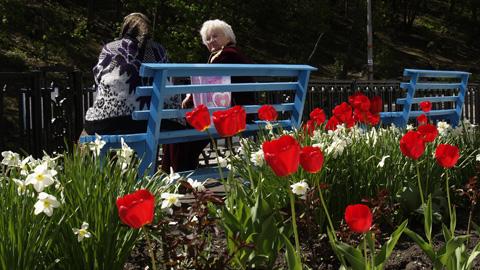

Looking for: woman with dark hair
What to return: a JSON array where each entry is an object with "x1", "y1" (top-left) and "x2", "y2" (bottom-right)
[{"x1": 84, "y1": 13, "x2": 181, "y2": 135}]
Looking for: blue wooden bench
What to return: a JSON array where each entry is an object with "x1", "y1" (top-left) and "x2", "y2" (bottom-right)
[
  {"x1": 380, "y1": 69, "x2": 470, "y2": 128},
  {"x1": 80, "y1": 63, "x2": 317, "y2": 179}
]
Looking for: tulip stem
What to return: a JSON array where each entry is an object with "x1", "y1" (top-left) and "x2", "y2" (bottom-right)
[
  {"x1": 445, "y1": 170, "x2": 454, "y2": 234},
  {"x1": 206, "y1": 129, "x2": 224, "y2": 181},
  {"x1": 289, "y1": 191, "x2": 301, "y2": 258},
  {"x1": 416, "y1": 161, "x2": 425, "y2": 206},
  {"x1": 363, "y1": 236, "x2": 368, "y2": 269},
  {"x1": 318, "y1": 185, "x2": 336, "y2": 241},
  {"x1": 144, "y1": 229, "x2": 157, "y2": 270}
]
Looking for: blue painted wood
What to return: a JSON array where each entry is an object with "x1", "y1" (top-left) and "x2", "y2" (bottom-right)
[
  {"x1": 380, "y1": 69, "x2": 470, "y2": 128},
  {"x1": 80, "y1": 63, "x2": 317, "y2": 177}
]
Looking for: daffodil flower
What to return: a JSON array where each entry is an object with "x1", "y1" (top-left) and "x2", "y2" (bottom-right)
[
  {"x1": 34, "y1": 192, "x2": 60, "y2": 217},
  {"x1": 187, "y1": 178, "x2": 205, "y2": 192},
  {"x1": 290, "y1": 181, "x2": 309, "y2": 196},
  {"x1": 72, "y1": 222, "x2": 92, "y2": 242},
  {"x1": 25, "y1": 163, "x2": 57, "y2": 192}
]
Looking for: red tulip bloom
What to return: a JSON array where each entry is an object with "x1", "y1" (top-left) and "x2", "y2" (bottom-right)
[
  {"x1": 300, "y1": 146, "x2": 324, "y2": 173},
  {"x1": 213, "y1": 106, "x2": 246, "y2": 137},
  {"x1": 417, "y1": 114, "x2": 428, "y2": 125},
  {"x1": 303, "y1": 119, "x2": 316, "y2": 136},
  {"x1": 309, "y1": 108, "x2": 326, "y2": 125},
  {"x1": 345, "y1": 204, "x2": 373, "y2": 233},
  {"x1": 418, "y1": 124, "x2": 438, "y2": 143},
  {"x1": 325, "y1": 116, "x2": 340, "y2": 131},
  {"x1": 367, "y1": 113, "x2": 380, "y2": 126},
  {"x1": 370, "y1": 96, "x2": 383, "y2": 114},
  {"x1": 435, "y1": 144, "x2": 460, "y2": 169},
  {"x1": 333, "y1": 102, "x2": 353, "y2": 123},
  {"x1": 262, "y1": 135, "x2": 301, "y2": 177},
  {"x1": 400, "y1": 131, "x2": 426, "y2": 160},
  {"x1": 232, "y1": 105, "x2": 247, "y2": 132},
  {"x1": 186, "y1": 104, "x2": 210, "y2": 132},
  {"x1": 420, "y1": 101, "x2": 432, "y2": 113},
  {"x1": 116, "y1": 189, "x2": 155, "y2": 229},
  {"x1": 258, "y1": 105, "x2": 278, "y2": 121},
  {"x1": 349, "y1": 93, "x2": 371, "y2": 112}
]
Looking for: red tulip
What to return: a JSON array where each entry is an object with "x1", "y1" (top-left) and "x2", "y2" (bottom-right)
[
  {"x1": 325, "y1": 116, "x2": 340, "y2": 131},
  {"x1": 309, "y1": 108, "x2": 326, "y2": 125},
  {"x1": 420, "y1": 101, "x2": 432, "y2": 113},
  {"x1": 349, "y1": 93, "x2": 370, "y2": 112},
  {"x1": 232, "y1": 105, "x2": 247, "y2": 132},
  {"x1": 258, "y1": 105, "x2": 278, "y2": 121},
  {"x1": 435, "y1": 144, "x2": 460, "y2": 169},
  {"x1": 333, "y1": 102, "x2": 353, "y2": 123},
  {"x1": 417, "y1": 114, "x2": 428, "y2": 125},
  {"x1": 370, "y1": 96, "x2": 383, "y2": 114},
  {"x1": 186, "y1": 104, "x2": 210, "y2": 132},
  {"x1": 400, "y1": 131, "x2": 426, "y2": 160},
  {"x1": 116, "y1": 189, "x2": 155, "y2": 229},
  {"x1": 345, "y1": 204, "x2": 373, "y2": 233},
  {"x1": 367, "y1": 113, "x2": 380, "y2": 126},
  {"x1": 213, "y1": 106, "x2": 246, "y2": 137},
  {"x1": 262, "y1": 135, "x2": 300, "y2": 177},
  {"x1": 300, "y1": 146, "x2": 324, "y2": 173},
  {"x1": 303, "y1": 119, "x2": 316, "y2": 136},
  {"x1": 418, "y1": 124, "x2": 438, "y2": 143}
]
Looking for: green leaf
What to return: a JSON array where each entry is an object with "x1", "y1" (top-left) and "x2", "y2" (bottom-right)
[
  {"x1": 465, "y1": 242, "x2": 480, "y2": 269},
  {"x1": 334, "y1": 241, "x2": 366, "y2": 270},
  {"x1": 280, "y1": 233, "x2": 302, "y2": 270},
  {"x1": 424, "y1": 196, "x2": 433, "y2": 242},
  {"x1": 374, "y1": 220, "x2": 408, "y2": 267},
  {"x1": 450, "y1": 207, "x2": 457, "y2": 235},
  {"x1": 404, "y1": 228, "x2": 436, "y2": 260},
  {"x1": 442, "y1": 223, "x2": 452, "y2": 242},
  {"x1": 438, "y1": 236, "x2": 469, "y2": 265}
]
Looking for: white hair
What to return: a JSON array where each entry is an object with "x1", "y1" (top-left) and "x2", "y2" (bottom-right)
[{"x1": 199, "y1": 19, "x2": 236, "y2": 46}]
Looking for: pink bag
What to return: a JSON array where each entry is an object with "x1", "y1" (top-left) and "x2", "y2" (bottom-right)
[{"x1": 191, "y1": 76, "x2": 231, "y2": 107}]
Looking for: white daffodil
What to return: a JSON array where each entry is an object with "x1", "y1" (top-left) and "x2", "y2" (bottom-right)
[
  {"x1": 72, "y1": 222, "x2": 92, "y2": 242},
  {"x1": 187, "y1": 178, "x2": 205, "y2": 192},
  {"x1": 377, "y1": 155, "x2": 390, "y2": 168},
  {"x1": 1, "y1": 151, "x2": 20, "y2": 167},
  {"x1": 13, "y1": 178, "x2": 27, "y2": 195},
  {"x1": 41, "y1": 153, "x2": 61, "y2": 169},
  {"x1": 34, "y1": 192, "x2": 60, "y2": 217},
  {"x1": 250, "y1": 149, "x2": 264, "y2": 167},
  {"x1": 164, "y1": 167, "x2": 180, "y2": 184},
  {"x1": 217, "y1": 156, "x2": 228, "y2": 168},
  {"x1": 406, "y1": 124, "x2": 414, "y2": 131},
  {"x1": 19, "y1": 155, "x2": 35, "y2": 176},
  {"x1": 161, "y1": 193, "x2": 184, "y2": 210},
  {"x1": 25, "y1": 163, "x2": 57, "y2": 192},
  {"x1": 437, "y1": 121, "x2": 451, "y2": 136},
  {"x1": 265, "y1": 121, "x2": 274, "y2": 131},
  {"x1": 89, "y1": 134, "x2": 106, "y2": 156},
  {"x1": 118, "y1": 138, "x2": 134, "y2": 170},
  {"x1": 290, "y1": 181, "x2": 309, "y2": 197},
  {"x1": 476, "y1": 153, "x2": 480, "y2": 162},
  {"x1": 326, "y1": 137, "x2": 348, "y2": 158}
]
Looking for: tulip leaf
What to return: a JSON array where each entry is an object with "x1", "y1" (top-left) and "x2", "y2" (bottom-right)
[
  {"x1": 450, "y1": 206, "x2": 457, "y2": 235},
  {"x1": 465, "y1": 242, "x2": 480, "y2": 269},
  {"x1": 281, "y1": 233, "x2": 302, "y2": 270},
  {"x1": 333, "y1": 241, "x2": 365, "y2": 270},
  {"x1": 438, "y1": 235, "x2": 469, "y2": 265},
  {"x1": 441, "y1": 223, "x2": 452, "y2": 242},
  {"x1": 424, "y1": 196, "x2": 433, "y2": 243},
  {"x1": 404, "y1": 228, "x2": 436, "y2": 260},
  {"x1": 374, "y1": 219, "x2": 408, "y2": 267}
]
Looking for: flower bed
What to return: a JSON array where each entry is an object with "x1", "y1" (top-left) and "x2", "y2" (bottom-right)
[{"x1": 1, "y1": 93, "x2": 480, "y2": 269}]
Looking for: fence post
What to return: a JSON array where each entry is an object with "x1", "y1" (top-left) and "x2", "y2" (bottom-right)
[
  {"x1": 72, "y1": 71, "x2": 84, "y2": 141},
  {"x1": 31, "y1": 71, "x2": 43, "y2": 157}
]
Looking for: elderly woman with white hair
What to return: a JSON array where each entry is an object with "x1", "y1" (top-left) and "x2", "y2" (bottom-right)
[{"x1": 182, "y1": 19, "x2": 254, "y2": 108}]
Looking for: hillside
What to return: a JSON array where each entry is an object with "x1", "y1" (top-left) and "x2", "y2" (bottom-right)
[{"x1": 0, "y1": 0, "x2": 479, "y2": 80}]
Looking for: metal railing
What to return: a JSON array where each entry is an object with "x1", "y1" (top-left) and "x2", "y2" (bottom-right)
[{"x1": 1, "y1": 71, "x2": 479, "y2": 157}]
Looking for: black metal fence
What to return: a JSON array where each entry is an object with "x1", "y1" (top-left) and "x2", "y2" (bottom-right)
[{"x1": 1, "y1": 70, "x2": 479, "y2": 157}]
